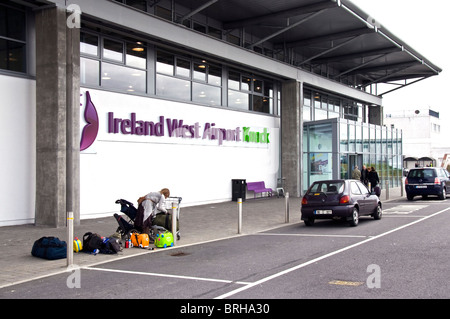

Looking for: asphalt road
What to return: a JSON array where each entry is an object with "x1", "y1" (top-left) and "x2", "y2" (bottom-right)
[{"x1": 1, "y1": 197, "x2": 449, "y2": 308}]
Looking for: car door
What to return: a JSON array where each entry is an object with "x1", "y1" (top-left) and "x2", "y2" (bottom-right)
[
  {"x1": 350, "y1": 181, "x2": 365, "y2": 213},
  {"x1": 357, "y1": 181, "x2": 377, "y2": 215}
]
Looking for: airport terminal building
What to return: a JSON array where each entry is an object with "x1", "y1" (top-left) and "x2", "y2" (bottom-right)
[{"x1": 0, "y1": 0, "x2": 441, "y2": 226}]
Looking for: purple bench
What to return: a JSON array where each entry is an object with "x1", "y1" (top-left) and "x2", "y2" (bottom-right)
[{"x1": 247, "y1": 181, "x2": 273, "y2": 198}]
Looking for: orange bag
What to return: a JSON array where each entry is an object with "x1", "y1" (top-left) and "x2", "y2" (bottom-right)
[{"x1": 130, "y1": 232, "x2": 150, "y2": 248}]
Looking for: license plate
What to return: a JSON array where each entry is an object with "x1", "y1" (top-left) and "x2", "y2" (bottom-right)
[
  {"x1": 416, "y1": 185, "x2": 427, "y2": 189},
  {"x1": 315, "y1": 210, "x2": 332, "y2": 215}
]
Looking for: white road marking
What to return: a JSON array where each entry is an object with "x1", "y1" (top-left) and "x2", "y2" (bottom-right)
[
  {"x1": 383, "y1": 204, "x2": 428, "y2": 215},
  {"x1": 82, "y1": 266, "x2": 251, "y2": 285},
  {"x1": 254, "y1": 233, "x2": 368, "y2": 238},
  {"x1": 214, "y1": 206, "x2": 450, "y2": 299}
]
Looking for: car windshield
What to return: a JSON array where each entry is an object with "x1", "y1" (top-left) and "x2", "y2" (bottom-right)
[{"x1": 308, "y1": 181, "x2": 344, "y2": 195}]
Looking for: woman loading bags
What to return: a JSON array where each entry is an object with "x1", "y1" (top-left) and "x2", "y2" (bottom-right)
[{"x1": 135, "y1": 188, "x2": 170, "y2": 234}]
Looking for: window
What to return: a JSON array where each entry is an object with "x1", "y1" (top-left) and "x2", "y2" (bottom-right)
[
  {"x1": 81, "y1": 33, "x2": 99, "y2": 56},
  {"x1": 80, "y1": 29, "x2": 280, "y2": 114},
  {"x1": 228, "y1": 69, "x2": 276, "y2": 114},
  {"x1": 156, "y1": 50, "x2": 222, "y2": 106},
  {"x1": 102, "y1": 62, "x2": 146, "y2": 93},
  {"x1": 356, "y1": 181, "x2": 369, "y2": 195},
  {"x1": 351, "y1": 182, "x2": 361, "y2": 195},
  {"x1": 103, "y1": 38, "x2": 124, "y2": 62},
  {"x1": 126, "y1": 42, "x2": 146, "y2": 69},
  {"x1": 0, "y1": 4, "x2": 26, "y2": 73},
  {"x1": 81, "y1": 31, "x2": 147, "y2": 93}
]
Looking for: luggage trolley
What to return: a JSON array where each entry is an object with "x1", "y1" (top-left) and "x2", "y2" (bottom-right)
[{"x1": 165, "y1": 196, "x2": 182, "y2": 240}]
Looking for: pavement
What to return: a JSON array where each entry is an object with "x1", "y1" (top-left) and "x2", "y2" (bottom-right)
[{"x1": 0, "y1": 187, "x2": 403, "y2": 290}]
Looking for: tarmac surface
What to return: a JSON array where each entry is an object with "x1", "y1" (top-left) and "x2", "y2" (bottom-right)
[{"x1": 0, "y1": 188, "x2": 402, "y2": 290}]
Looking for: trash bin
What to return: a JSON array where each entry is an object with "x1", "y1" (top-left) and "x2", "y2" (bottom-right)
[{"x1": 232, "y1": 179, "x2": 246, "y2": 202}]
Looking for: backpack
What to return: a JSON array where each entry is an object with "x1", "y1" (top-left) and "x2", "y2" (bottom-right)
[
  {"x1": 101, "y1": 237, "x2": 122, "y2": 254},
  {"x1": 82, "y1": 232, "x2": 103, "y2": 253},
  {"x1": 31, "y1": 236, "x2": 67, "y2": 260}
]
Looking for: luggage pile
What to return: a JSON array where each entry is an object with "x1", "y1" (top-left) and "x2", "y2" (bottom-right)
[
  {"x1": 31, "y1": 196, "x2": 181, "y2": 260},
  {"x1": 31, "y1": 232, "x2": 122, "y2": 260}
]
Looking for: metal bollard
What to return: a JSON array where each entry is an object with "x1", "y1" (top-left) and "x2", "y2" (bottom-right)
[
  {"x1": 401, "y1": 178, "x2": 404, "y2": 197},
  {"x1": 67, "y1": 211, "x2": 74, "y2": 267},
  {"x1": 285, "y1": 192, "x2": 290, "y2": 223},
  {"x1": 385, "y1": 180, "x2": 390, "y2": 200},
  {"x1": 172, "y1": 202, "x2": 178, "y2": 246},
  {"x1": 238, "y1": 198, "x2": 243, "y2": 234}
]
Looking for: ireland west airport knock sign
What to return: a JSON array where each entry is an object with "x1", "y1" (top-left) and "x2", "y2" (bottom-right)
[
  {"x1": 80, "y1": 91, "x2": 270, "y2": 151},
  {"x1": 107, "y1": 112, "x2": 270, "y2": 146}
]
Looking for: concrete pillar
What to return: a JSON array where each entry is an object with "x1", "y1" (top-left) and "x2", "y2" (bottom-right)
[
  {"x1": 35, "y1": 6, "x2": 80, "y2": 227},
  {"x1": 281, "y1": 80, "x2": 302, "y2": 197}
]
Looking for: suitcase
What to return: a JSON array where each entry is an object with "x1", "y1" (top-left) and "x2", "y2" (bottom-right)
[
  {"x1": 31, "y1": 236, "x2": 67, "y2": 260},
  {"x1": 374, "y1": 186, "x2": 381, "y2": 197},
  {"x1": 155, "y1": 230, "x2": 174, "y2": 248},
  {"x1": 153, "y1": 213, "x2": 179, "y2": 232},
  {"x1": 130, "y1": 232, "x2": 150, "y2": 248}
]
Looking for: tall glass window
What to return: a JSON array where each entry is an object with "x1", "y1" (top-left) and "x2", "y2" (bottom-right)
[
  {"x1": 0, "y1": 4, "x2": 26, "y2": 73},
  {"x1": 303, "y1": 118, "x2": 403, "y2": 194}
]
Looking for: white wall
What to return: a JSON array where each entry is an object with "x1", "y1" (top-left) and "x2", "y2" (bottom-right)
[
  {"x1": 80, "y1": 89, "x2": 281, "y2": 219},
  {"x1": 0, "y1": 75, "x2": 36, "y2": 226}
]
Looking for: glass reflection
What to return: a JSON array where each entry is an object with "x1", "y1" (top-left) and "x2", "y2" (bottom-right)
[
  {"x1": 156, "y1": 74, "x2": 190, "y2": 100},
  {"x1": 193, "y1": 82, "x2": 221, "y2": 106},
  {"x1": 102, "y1": 62, "x2": 146, "y2": 93},
  {"x1": 80, "y1": 58, "x2": 99, "y2": 86},
  {"x1": 228, "y1": 91, "x2": 249, "y2": 110}
]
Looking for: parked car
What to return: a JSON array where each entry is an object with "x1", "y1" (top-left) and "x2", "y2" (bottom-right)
[
  {"x1": 405, "y1": 167, "x2": 450, "y2": 200},
  {"x1": 301, "y1": 179, "x2": 382, "y2": 227}
]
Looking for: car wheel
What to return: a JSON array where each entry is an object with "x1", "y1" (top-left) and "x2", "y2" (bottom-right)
[
  {"x1": 373, "y1": 204, "x2": 382, "y2": 220},
  {"x1": 407, "y1": 194, "x2": 414, "y2": 201},
  {"x1": 304, "y1": 218, "x2": 315, "y2": 226},
  {"x1": 439, "y1": 188, "x2": 445, "y2": 200},
  {"x1": 349, "y1": 207, "x2": 359, "y2": 227}
]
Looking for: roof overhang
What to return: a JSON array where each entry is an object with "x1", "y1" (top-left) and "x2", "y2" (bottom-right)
[{"x1": 174, "y1": 0, "x2": 441, "y2": 96}]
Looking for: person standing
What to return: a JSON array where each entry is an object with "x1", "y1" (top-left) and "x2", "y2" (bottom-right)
[
  {"x1": 360, "y1": 165, "x2": 368, "y2": 186},
  {"x1": 352, "y1": 165, "x2": 361, "y2": 180},
  {"x1": 368, "y1": 166, "x2": 379, "y2": 191}
]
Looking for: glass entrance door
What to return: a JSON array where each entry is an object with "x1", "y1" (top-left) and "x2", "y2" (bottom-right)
[{"x1": 348, "y1": 154, "x2": 363, "y2": 179}]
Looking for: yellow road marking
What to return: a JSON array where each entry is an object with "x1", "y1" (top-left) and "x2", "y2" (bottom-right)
[{"x1": 329, "y1": 280, "x2": 364, "y2": 287}]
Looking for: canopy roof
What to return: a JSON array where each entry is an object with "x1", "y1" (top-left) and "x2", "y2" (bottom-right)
[
  {"x1": 174, "y1": 0, "x2": 442, "y2": 95},
  {"x1": 19, "y1": 0, "x2": 441, "y2": 96}
]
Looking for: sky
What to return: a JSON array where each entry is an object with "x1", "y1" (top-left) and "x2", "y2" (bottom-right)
[{"x1": 350, "y1": 0, "x2": 450, "y2": 144}]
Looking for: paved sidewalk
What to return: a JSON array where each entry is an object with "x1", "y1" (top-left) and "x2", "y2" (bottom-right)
[{"x1": 0, "y1": 196, "x2": 301, "y2": 289}]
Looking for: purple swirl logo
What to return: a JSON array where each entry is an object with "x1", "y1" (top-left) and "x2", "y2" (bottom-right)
[{"x1": 80, "y1": 91, "x2": 99, "y2": 151}]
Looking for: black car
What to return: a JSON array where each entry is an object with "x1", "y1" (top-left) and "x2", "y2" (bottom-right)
[
  {"x1": 301, "y1": 179, "x2": 382, "y2": 227},
  {"x1": 405, "y1": 167, "x2": 450, "y2": 200}
]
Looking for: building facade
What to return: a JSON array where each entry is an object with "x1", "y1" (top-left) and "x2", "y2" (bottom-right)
[
  {"x1": 0, "y1": 0, "x2": 440, "y2": 226},
  {"x1": 385, "y1": 109, "x2": 446, "y2": 169}
]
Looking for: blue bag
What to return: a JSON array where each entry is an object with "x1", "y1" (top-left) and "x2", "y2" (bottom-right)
[{"x1": 31, "y1": 236, "x2": 67, "y2": 260}]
